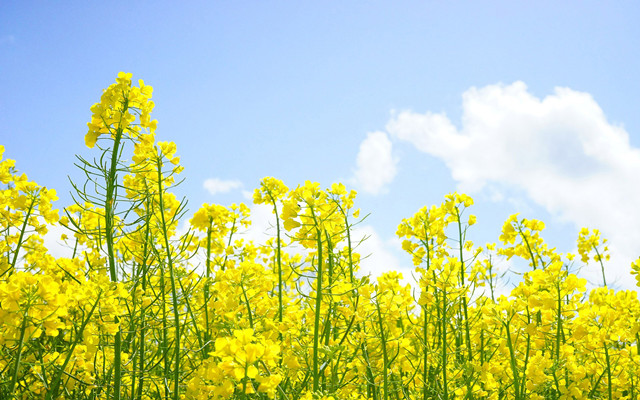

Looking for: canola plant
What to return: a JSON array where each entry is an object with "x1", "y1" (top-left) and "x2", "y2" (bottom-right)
[{"x1": 1, "y1": 73, "x2": 640, "y2": 400}]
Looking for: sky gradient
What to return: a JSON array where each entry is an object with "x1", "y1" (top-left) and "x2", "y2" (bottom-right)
[{"x1": 1, "y1": 1, "x2": 640, "y2": 291}]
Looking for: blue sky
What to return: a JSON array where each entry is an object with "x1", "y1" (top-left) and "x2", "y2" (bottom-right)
[{"x1": 2, "y1": 1, "x2": 640, "y2": 290}]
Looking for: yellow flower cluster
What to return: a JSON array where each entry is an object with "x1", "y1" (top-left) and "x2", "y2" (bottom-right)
[
  {"x1": 85, "y1": 72, "x2": 157, "y2": 148},
  {"x1": 2, "y1": 73, "x2": 640, "y2": 400}
]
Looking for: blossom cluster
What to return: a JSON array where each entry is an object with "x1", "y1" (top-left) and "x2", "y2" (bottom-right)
[{"x1": 1, "y1": 74, "x2": 639, "y2": 400}]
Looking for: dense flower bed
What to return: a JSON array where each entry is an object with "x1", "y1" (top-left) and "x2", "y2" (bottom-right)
[{"x1": 1, "y1": 73, "x2": 639, "y2": 400}]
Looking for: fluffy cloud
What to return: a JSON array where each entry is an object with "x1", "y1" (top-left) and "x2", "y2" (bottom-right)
[
  {"x1": 242, "y1": 202, "x2": 278, "y2": 245},
  {"x1": 351, "y1": 131, "x2": 398, "y2": 195},
  {"x1": 350, "y1": 225, "x2": 414, "y2": 284},
  {"x1": 203, "y1": 178, "x2": 243, "y2": 196},
  {"x1": 386, "y1": 81, "x2": 640, "y2": 289},
  {"x1": 43, "y1": 224, "x2": 76, "y2": 259}
]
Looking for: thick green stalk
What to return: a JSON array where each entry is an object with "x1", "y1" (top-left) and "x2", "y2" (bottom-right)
[
  {"x1": 441, "y1": 287, "x2": 448, "y2": 400},
  {"x1": 344, "y1": 216, "x2": 355, "y2": 284},
  {"x1": 155, "y1": 157, "x2": 181, "y2": 400},
  {"x1": 48, "y1": 294, "x2": 100, "y2": 400},
  {"x1": 455, "y1": 210, "x2": 473, "y2": 362},
  {"x1": 160, "y1": 268, "x2": 170, "y2": 399},
  {"x1": 604, "y1": 344, "x2": 613, "y2": 400},
  {"x1": 519, "y1": 226, "x2": 538, "y2": 271},
  {"x1": 520, "y1": 309, "x2": 532, "y2": 399},
  {"x1": 267, "y1": 193, "x2": 284, "y2": 400},
  {"x1": 321, "y1": 232, "x2": 336, "y2": 391},
  {"x1": 203, "y1": 224, "x2": 213, "y2": 358},
  {"x1": 480, "y1": 329, "x2": 485, "y2": 365},
  {"x1": 555, "y1": 286, "x2": 562, "y2": 362},
  {"x1": 105, "y1": 129, "x2": 123, "y2": 282},
  {"x1": 376, "y1": 300, "x2": 389, "y2": 400},
  {"x1": 421, "y1": 231, "x2": 432, "y2": 400},
  {"x1": 241, "y1": 281, "x2": 255, "y2": 329},
  {"x1": 136, "y1": 209, "x2": 152, "y2": 400},
  {"x1": 104, "y1": 126, "x2": 124, "y2": 400},
  {"x1": 312, "y1": 227, "x2": 324, "y2": 393},
  {"x1": 361, "y1": 340, "x2": 377, "y2": 400},
  {"x1": 6, "y1": 198, "x2": 35, "y2": 275},
  {"x1": 267, "y1": 194, "x2": 284, "y2": 324},
  {"x1": 594, "y1": 245, "x2": 607, "y2": 287},
  {"x1": 9, "y1": 309, "x2": 29, "y2": 395},
  {"x1": 504, "y1": 319, "x2": 521, "y2": 400},
  {"x1": 422, "y1": 306, "x2": 429, "y2": 400}
]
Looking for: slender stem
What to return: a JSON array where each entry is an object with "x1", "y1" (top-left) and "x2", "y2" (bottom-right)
[
  {"x1": 504, "y1": 318, "x2": 521, "y2": 400},
  {"x1": 131, "y1": 196, "x2": 153, "y2": 400},
  {"x1": 376, "y1": 300, "x2": 389, "y2": 400},
  {"x1": 7, "y1": 198, "x2": 35, "y2": 275},
  {"x1": 312, "y1": 227, "x2": 324, "y2": 393},
  {"x1": 203, "y1": 223, "x2": 213, "y2": 358},
  {"x1": 455, "y1": 208, "x2": 473, "y2": 362},
  {"x1": 155, "y1": 156, "x2": 181, "y2": 400},
  {"x1": 520, "y1": 309, "x2": 532, "y2": 398},
  {"x1": 104, "y1": 125, "x2": 124, "y2": 400},
  {"x1": 160, "y1": 266, "x2": 170, "y2": 399},
  {"x1": 240, "y1": 281, "x2": 254, "y2": 329},
  {"x1": 344, "y1": 214, "x2": 354, "y2": 284},
  {"x1": 441, "y1": 287, "x2": 448, "y2": 400},
  {"x1": 267, "y1": 194, "x2": 284, "y2": 324},
  {"x1": 48, "y1": 294, "x2": 101, "y2": 400},
  {"x1": 421, "y1": 229, "x2": 432, "y2": 400},
  {"x1": 321, "y1": 231, "x2": 335, "y2": 392},
  {"x1": 593, "y1": 245, "x2": 607, "y2": 287},
  {"x1": 518, "y1": 226, "x2": 538, "y2": 271},
  {"x1": 604, "y1": 344, "x2": 613, "y2": 400},
  {"x1": 422, "y1": 306, "x2": 429, "y2": 400},
  {"x1": 9, "y1": 308, "x2": 29, "y2": 395}
]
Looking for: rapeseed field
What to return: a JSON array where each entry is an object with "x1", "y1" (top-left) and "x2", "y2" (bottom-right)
[{"x1": 1, "y1": 73, "x2": 639, "y2": 400}]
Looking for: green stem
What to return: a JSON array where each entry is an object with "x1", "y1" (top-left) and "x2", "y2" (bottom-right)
[
  {"x1": 203, "y1": 223, "x2": 213, "y2": 358},
  {"x1": 321, "y1": 231, "x2": 335, "y2": 392},
  {"x1": 341, "y1": 210, "x2": 355, "y2": 284},
  {"x1": 160, "y1": 267, "x2": 170, "y2": 399},
  {"x1": 267, "y1": 194, "x2": 284, "y2": 324},
  {"x1": 312, "y1": 227, "x2": 324, "y2": 393},
  {"x1": 441, "y1": 287, "x2": 448, "y2": 400},
  {"x1": 520, "y1": 309, "x2": 532, "y2": 398},
  {"x1": 421, "y1": 230, "x2": 432, "y2": 400},
  {"x1": 455, "y1": 209, "x2": 473, "y2": 362},
  {"x1": 240, "y1": 281, "x2": 254, "y2": 329},
  {"x1": 422, "y1": 306, "x2": 429, "y2": 400},
  {"x1": 155, "y1": 156, "x2": 181, "y2": 400},
  {"x1": 136, "y1": 204, "x2": 152, "y2": 400},
  {"x1": 518, "y1": 226, "x2": 538, "y2": 271},
  {"x1": 604, "y1": 344, "x2": 613, "y2": 400},
  {"x1": 7, "y1": 198, "x2": 35, "y2": 275},
  {"x1": 9, "y1": 308, "x2": 29, "y2": 395},
  {"x1": 105, "y1": 130, "x2": 123, "y2": 282},
  {"x1": 104, "y1": 126, "x2": 124, "y2": 400},
  {"x1": 593, "y1": 245, "x2": 607, "y2": 287},
  {"x1": 48, "y1": 294, "x2": 101, "y2": 400},
  {"x1": 376, "y1": 300, "x2": 389, "y2": 400},
  {"x1": 504, "y1": 318, "x2": 521, "y2": 400}
]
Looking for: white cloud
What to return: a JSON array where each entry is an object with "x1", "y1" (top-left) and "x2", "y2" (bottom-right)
[
  {"x1": 203, "y1": 178, "x2": 243, "y2": 196},
  {"x1": 351, "y1": 131, "x2": 398, "y2": 195},
  {"x1": 386, "y1": 81, "x2": 640, "y2": 290},
  {"x1": 242, "y1": 202, "x2": 278, "y2": 245},
  {"x1": 350, "y1": 225, "x2": 415, "y2": 285},
  {"x1": 43, "y1": 224, "x2": 78, "y2": 259}
]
